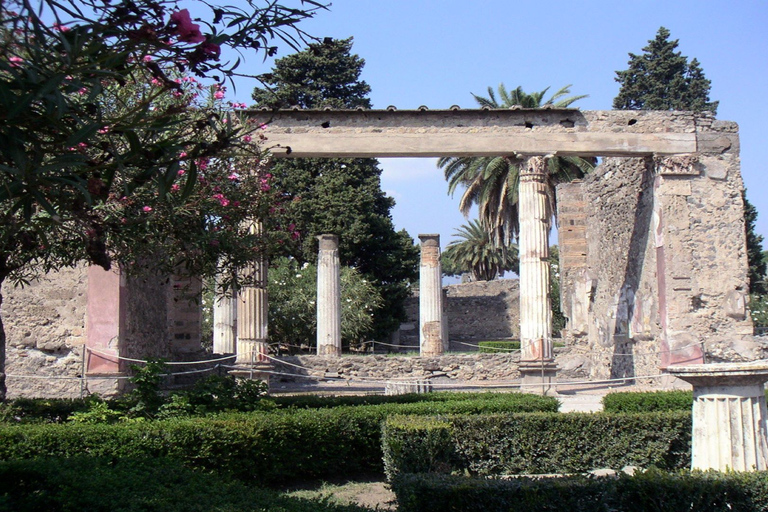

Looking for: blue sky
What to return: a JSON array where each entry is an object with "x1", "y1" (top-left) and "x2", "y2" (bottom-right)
[{"x1": 224, "y1": 0, "x2": 768, "y2": 255}]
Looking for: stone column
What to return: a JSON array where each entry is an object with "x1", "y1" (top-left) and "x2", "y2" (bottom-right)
[
  {"x1": 212, "y1": 274, "x2": 237, "y2": 354},
  {"x1": 518, "y1": 156, "x2": 556, "y2": 391},
  {"x1": 316, "y1": 234, "x2": 341, "y2": 356},
  {"x1": 419, "y1": 234, "x2": 444, "y2": 356},
  {"x1": 668, "y1": 363, "x2": 768, "y2": 471},
  {"x1": 235, "y1": 221, "x2": 268, "y2": 365}
]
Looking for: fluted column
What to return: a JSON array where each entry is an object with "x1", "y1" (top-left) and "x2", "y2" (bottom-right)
[
  {"x1": 316, "y1": 234, "x2": 341, "y2": 356},
  {"x1": 518, "y1": 156, "x2": 556, "y2": 390},
  {"x1": 212, "y1": 274, "x2": 237, "y2": 354},
  {"x1": 236, "y1": 221, "x2": 268, "y2": 365},
  {"x1": 668, "y1": 363, "x2": 768, "y2": 471},
  {"x1": 419, "y1": 234, "x2": 444, "y2": 356}
]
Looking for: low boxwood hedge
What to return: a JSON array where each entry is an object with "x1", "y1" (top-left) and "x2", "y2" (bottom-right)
[
  {"x1": 602, "y1": 390, "x2": 694, "y2": 413},
  {"x1": 382, "y1": 412, "x2": 691, "y2": 479},
  {"x1": 0, "y1": 393, "x2": 557, "y2": 485},
  {"x1": 391, "y1": 470, "x2": 768, "y2": 512},
  {"x1": 0, "y1": 456, "x2": 369, "y2": 512}
]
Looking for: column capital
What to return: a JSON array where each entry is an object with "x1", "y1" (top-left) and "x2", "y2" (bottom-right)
[
  {"x1": 418, "y1": 234, "x2": 440, "y2": 246},
  {"x1": 653, "y1": 154, "x2": 699, "y2": 176},
  {"x1": 317, "y1": 233, "x2": 339, "y2": 250}
]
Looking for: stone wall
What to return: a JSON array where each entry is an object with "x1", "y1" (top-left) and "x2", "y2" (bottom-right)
[
  {"x1": 2, "y1": 266, "x2": 87, "y2": 398},
  {"x1": 2, "y1": 265, "x2": 204, "y2": 398},
  {"x1": 272, "y1": 347, "x2": 587, "y2": 384},
  {"x1": 399, "y1": 279, "x2": 521, "y2": 351},
  {"x1": 557, "y1": 115, "x2": 760, "y2": 380}
]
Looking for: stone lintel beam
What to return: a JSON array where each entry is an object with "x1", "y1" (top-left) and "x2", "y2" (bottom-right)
[{"x1": 246, "y1": 109, "x2": 705, "y2": 158}]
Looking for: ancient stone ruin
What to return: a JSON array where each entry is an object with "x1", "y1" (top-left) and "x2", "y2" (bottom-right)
[{"x1": 1, "y1": 108, "x2": 759, "y2": 397}]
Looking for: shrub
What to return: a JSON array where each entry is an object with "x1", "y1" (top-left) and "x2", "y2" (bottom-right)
[
  {"x1": 0, "y1": 456, "x2": 370, "y2": 512},
  {"x1": 381, "y1": 416, "x2": 457, "y2": 481},
  {"x1": 391, "y1": 470, "x2": 768, "y2": 512},
  {"x1": 478, "y1": 341, "x2": 521, "y2": 353},
  {"x1": 382, "y1": 412, "x2": 691, "y2": 479},
  {"x1": 0, "y1": 393, "x2": 556, "y2": 484},
  {"x1": 602, "y1": 390, "x2": 693, "y2": 413}
]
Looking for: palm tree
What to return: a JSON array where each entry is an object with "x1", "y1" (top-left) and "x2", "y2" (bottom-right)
[
  {"x1": 439, "y1": 84, "x2": 594, "y2": 246},
  {"x1": 442, "y1": 219, "x2": 519, "y2": 281}
]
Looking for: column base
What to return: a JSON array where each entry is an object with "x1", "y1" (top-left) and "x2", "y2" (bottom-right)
[{"x1": 519, "y1": 361, "x2": 558, "y2": 395}]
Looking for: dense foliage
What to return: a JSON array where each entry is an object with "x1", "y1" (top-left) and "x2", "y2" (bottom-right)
[
  {"x1": 392, "y1": 470, "x2": 768, "y2": 512},
  {"x1": 745, "y1": 193, "x2": 768, "y2": 296},
  {"x1": 382, "y1": 412, "x2": 691, "y2": 478},
  {"x1": 252, "y1": 37, "x2": 419, "y2": 341},
  {"x1": 613, "y1": 27, "x2": 718, "y2": 113},
  {"x1": 0, "y1": 457, "x2": 370, "y2": 512},
  {"x1": 0, "y1": 0, "x2": 325, "y2": 399},
  {"x1": 439, "y1": 83, "x2": 594, "y2": 247},
  {"x1": 268, "y1": 256, "x2": 383, "y2": 349},
  {"x1": 441, "y1": 219, "x2": 519, "y2": 281},
  {"x1": 602, "y1": 390, "x2": 693, "y2": 413}
]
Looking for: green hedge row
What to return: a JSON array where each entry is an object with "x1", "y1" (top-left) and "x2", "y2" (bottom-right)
[
  {"x1": 391, "y1": 470, "x2": 768, "y2": 512},
  {"x1": 478, "y1": 341, "x2": 521, "y2": 352},
  {"x1": 0, "y1": 394, "x2": 556, "y2": 485},
  {"x1": 382, "y1": 412, "x2": 691, "y2": 479},
  {"x1": 0, "y1": 390, "x2": 558, "y2": 424},
  {"x1": 0, "y1": 456, "x2": 369, "y2": 512},
  {"x1": 602, "y1": 390, "x2": 694, "y2": 413}
]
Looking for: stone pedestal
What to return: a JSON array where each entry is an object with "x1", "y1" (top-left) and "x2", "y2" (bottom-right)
[
  {"x1": 667, "y1": 363, "x2": 768, "y2": 471},
  {"x1": 316, "y1": 234, "x2": 342, "y2": 356},
  {"x1": 518, "y1": 156, "x2": 556, "y2": 390},
  {"x1": 418, "y1": 234, "x2": 444, "y2": 356}
]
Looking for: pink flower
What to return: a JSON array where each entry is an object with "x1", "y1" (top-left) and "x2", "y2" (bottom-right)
[
  {"x1": 198, "y1": 42, "x2": 220, "y2": 58},
  {"x1": 214, "y1": 90, "x2": 224, "y2": 100},
  {"x1": 177, "y1": 169, "x2": 186, "y2": 176},
  {"x1": 179, "y1": 152, "x2": 188, "y2": 158},
  {"x1": 98, "y1": 126, "x2": 110, "y2": 134},
  {"x1": 142, "y1": 206, "x2": 152, "y2": 212},
  {"x1": 170, "y1": 9, "x2": 205, "y2": 43},
  {"x1": 242, "y1": 135, "x2": 252, "y2": 143},
  {"x1": 9, "y1": 56, "x2": 23, "y2": 67},
  {"x1": 52, "y1": 23, "x2": 70, "y2": 32},
  {"x1": 142, "y1": 55, "x2": 153, "y2": 62},
  {"x1": 171, "y1": 184, "x2": 180, "y2": 192},
  {"x1": 78, "y1": 87, "x2": 88, "y2": 95},
  {"x1": 228, "y1": 173, "x2": 239, "y2": 181},
  {"x1": 151, "y1": 78, "x2": 162, "y2": 86}
]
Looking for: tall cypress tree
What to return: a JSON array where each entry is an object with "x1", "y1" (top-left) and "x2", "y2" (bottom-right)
[
  {"x1": 252, "y1": 38, "x2": 419, "y2": 341},
  {"x1": 744, "y1": 193, "x2": 767, "y2": 295},
  {"x1": 613, "y1": 27, "x2": 718, "y2": 113}
]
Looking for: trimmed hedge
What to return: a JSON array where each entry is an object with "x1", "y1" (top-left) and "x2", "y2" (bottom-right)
[
  {"x1": 382, "y1": 412, "x2": 691, "y2": 478},
  {"x1": 0, "y1": 394, "x2": 556, "y2": 485},
  {"x1": 602, "y1": 390, "x2": 694, "y2": 413},
  {"x1": 478, "y1": 341, "x2": 521, "y2": 353},
  {"x1": 0, "y1": 391, "x2": 558, "y2": 424},
  {"x1": 0, "y1": 456, "x2": 369, "y2": 512},
  {"x1": 391, "y1": 470, "x2": 768, "y2": 512}
]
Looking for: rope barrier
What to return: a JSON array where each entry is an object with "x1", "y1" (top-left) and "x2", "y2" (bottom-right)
[{"x1": 85, "y1": 347, "x2": 236, "y2": 365}]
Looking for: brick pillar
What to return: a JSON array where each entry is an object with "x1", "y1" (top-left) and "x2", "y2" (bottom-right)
[
  {"x1": 518, "y1": 156, "x2": 556, "y2": 391},
  {"x1": 316, "y1": 234, "x2": 342, "y2": 356},
  {"x1": 419, "y1": 234, "x2": 444, "y2": 356}
]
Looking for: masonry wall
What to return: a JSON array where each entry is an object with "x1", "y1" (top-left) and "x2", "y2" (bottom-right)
[
  {"x1": 2, "y1": 266, "x2": 87, "y2": 398},
  {"x1": 557, "y1": 115, "x2": 760, "y2": 380},
  {"x1": 400, "y1": 279, "x2": 521, "y2": 350}
]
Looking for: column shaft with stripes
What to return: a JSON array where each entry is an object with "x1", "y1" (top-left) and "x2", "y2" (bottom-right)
[
  {"x1": 316, "y1": 234, "x2": 342, "y2": 356},
  {"x1": 419, "y1": 234, "x2": 444, "y2": 356},
  {"x1": 236, "y1": 220, "x2": 268, "y2": 365},
  {"x1": 212, "y1": 274, "x2": 237, "y2": 354},
  {"x1": 519, "y1": 156, "x2": 553, "y2": 363}
]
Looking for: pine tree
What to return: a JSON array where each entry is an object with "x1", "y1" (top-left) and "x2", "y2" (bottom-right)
[
  {"x1": 613, "y1": 27, "x2": 718, "y2": 114},
  {"x1": 252, "y1": 38, "x2": 419, "y2": 341},
  {"x1": 744, "y1": 193, "x2": 767, "y2": 295}
]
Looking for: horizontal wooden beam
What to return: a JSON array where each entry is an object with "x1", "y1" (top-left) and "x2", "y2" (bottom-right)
[{"x1": 246, "y1": 109, "x2": 703, "y2": 158}]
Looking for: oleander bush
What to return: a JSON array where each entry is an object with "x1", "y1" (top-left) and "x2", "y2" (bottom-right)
[
  {"x1": 0, "y1": 456, "x2": 369, "y2": 512},
  {"x1": 382, "y1": 412, "x2": 691, "y2": 479},
  {"x1": 391, "y1": 470, "x2": 768, "y2": 512},
  {"x1": 602, "y1": 390, "x2": 694, "y2": 413}
]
